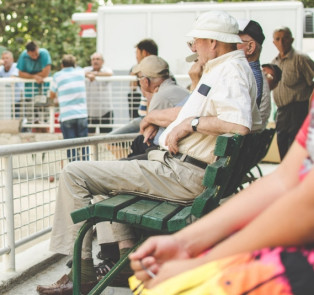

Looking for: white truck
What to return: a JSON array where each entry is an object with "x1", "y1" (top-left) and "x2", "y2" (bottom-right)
[{"x1": 72, "y1": 1, "x2": 308, "y2": 75}]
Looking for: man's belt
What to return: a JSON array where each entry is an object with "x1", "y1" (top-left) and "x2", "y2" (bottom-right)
[{"x1": 171, "y1": 153, "x2": 208, "y2": 169}]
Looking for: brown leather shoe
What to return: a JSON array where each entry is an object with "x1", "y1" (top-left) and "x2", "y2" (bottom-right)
[{"x1": 36, "y1": 274, "x2": 98, "y2": 295}]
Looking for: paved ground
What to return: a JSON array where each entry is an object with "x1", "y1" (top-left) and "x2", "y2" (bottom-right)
[
  {"x1": 0, "y1": 163, "x2": 278, "y2": 295},
  {"x1": 1, "y1": 238, "x2": 132, "y2": 295}
]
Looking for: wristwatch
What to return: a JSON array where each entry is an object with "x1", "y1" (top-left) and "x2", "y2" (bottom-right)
[{"x1": 191, "y1": 116, "x2": 200, "y2": 131}]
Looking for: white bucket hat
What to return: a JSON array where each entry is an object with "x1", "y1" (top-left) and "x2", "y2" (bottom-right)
[{"x1": 186, "y1": 10, "x2": 242, "y2": 44}]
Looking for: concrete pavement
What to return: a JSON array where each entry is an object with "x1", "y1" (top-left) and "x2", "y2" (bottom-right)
[{"x1": 1, "y1": 238, "x2": 132, "y2": 295}]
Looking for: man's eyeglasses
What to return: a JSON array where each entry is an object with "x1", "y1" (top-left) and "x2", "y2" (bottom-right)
[
  {"x1": 187, "y1": 38, "x2": 199, "y2": 50},
  {"x1": 137, "y1": 75, "x2": 147, "y2": 80}
]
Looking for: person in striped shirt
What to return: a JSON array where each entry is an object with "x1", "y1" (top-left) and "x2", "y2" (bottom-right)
[{"x1": 50, "y1": 54, "x2": 88, "y2": 161}]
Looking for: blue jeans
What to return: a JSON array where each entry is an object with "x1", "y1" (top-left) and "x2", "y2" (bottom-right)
[{"x1": 60, "y1": 118, "x2": 89, "y2": 161}]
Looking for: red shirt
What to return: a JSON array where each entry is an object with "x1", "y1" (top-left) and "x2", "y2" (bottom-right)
[{"x1": 296, "y1": 91, "x2": 314, "y2": 180}]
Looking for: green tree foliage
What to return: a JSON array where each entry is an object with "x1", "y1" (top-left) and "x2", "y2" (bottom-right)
[
  {"x1": 0, "y1": 0, "x2": 99, "y2": 72},
  {"x1": 112, "y1": 0, "x2": 312, "y2": 7},
  {"x1": 0, "y1": 0, "x2": 311, "y2": 72}
]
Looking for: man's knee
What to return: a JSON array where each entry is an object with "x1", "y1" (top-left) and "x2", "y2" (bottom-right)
[{"x1": 62, "y1": 161, "x2": 86, "y2": 177}]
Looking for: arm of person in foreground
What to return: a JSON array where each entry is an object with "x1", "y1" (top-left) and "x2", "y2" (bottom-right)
[
  {"x1": 130, "y1": 140, "x2": 307, "y2": 287},
  {"x1": 19, "y1": 64, "x2": 51, "y2": 83}
]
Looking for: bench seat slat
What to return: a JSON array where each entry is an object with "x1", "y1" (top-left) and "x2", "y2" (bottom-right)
[
  {"x1": 71, "y1": 205, "x2": 96, "y2": 224},
  {"x1": 94, "y1": 194, "x2": 139, "y2": 219},
  {"x1": 141, "y1": 202, "x2": 182, "y2": 231},
  {"x1": 117, "y1": 199, "x2": 160, "y2": 224},
  {"x1": 167, "y1": 206, "x2": 193, "y2": 232}
]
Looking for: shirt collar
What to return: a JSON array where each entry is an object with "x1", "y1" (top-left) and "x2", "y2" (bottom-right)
[
  {"x1": 204, "y1": 50, "x2": 246, "y2": 73},
  {"x1": 276, "y1": 47, "x2": 294, "y2": 61}
]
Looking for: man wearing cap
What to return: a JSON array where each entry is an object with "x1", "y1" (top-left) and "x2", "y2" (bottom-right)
[
  {"x1": 129, "y1": 39, "x2": 159, "y2": 119},
  {"x1": 109, "y1": 55, "x2": 187, "y2": 136},
  {"x1": 237, "y1": 19, "x2": 271, "y2": 130},
  {"x1": 125, "y1": 55, "x2": 189, "y2": 156},
  {"x1": 271, "y1": 27, "x2": 314, "y2": 160},
  {"x1": 37, "y1": 10, "x2": 261, "y2": 294},
  {"x1": 132, "y1": 55, "x2": 189, "y2": 112}
]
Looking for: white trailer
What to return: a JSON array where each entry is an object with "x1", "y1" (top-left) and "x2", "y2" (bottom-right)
[{"x1": 73, "y1": 1, "x2": 304, "y2": 75}]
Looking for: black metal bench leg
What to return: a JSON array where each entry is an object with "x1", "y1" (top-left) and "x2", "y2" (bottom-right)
[
  {"x1": 87, "y1": 241, "x2": 144, "y2": 295},
  {"x1": 72, "y1": 220, "x2": 145, "y2": 295}
]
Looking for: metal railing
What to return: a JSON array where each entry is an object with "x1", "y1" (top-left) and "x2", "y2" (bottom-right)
[
  {"x1": 0, "y1": 133, "x2": 137, "y2": 271},
  {"x1": 0, "y1": 75, "x2": 190, "y2": 133}
]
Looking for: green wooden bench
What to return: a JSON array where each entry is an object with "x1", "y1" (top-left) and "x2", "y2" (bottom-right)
[{"x1": 70, "y1": 130, "x2": 272, "y2": 295}]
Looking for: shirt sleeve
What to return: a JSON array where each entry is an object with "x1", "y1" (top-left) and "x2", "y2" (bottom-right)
[
  {"x1": 39, "y1": 49, "x2": 52, "y2": 67},
  {"x1": 10, "y1": 64, "x2": 19, "y2": 76},
  {"x1": 212, "y1": 77, "x2": 253, "y2": 129}
]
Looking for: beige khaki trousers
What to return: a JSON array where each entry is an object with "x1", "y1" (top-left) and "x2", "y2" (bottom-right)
[{"x1": 50, "y1": 150, "x2": 205, "y2": 258}]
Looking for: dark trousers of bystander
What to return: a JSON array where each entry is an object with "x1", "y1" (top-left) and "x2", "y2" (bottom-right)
[
  {"x1": 88, "y1": 111, "x2": 114, "y2": 134},
  {"x1": 276, "y1": 100, "x2": 309, "y2": 160}
]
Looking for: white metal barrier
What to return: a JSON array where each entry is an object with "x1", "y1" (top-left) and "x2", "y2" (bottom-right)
[
  {"x1": 0, "y1": 75, "x2": 190, "y2": 134},
  {"x1": 0, "y1": 133, "x2": 137, "y2": 271}
]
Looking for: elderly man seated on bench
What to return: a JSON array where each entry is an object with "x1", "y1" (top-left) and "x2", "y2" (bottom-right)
[{"x1": 37, "y1": 10, "x2": 262, "y2": 295}]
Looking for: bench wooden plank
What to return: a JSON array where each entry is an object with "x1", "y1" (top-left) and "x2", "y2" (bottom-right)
[
  {"x1": 214, "y1": 133, "x2": 237, "y2": 157},
  {"x1": 167, "y1": 206, "x2": 193, "y2": 232},
  {"x1": 191, "y1": 187, "x2": 219, "y2": 218},
  {"x1": 202, "y1": 157, "x2": 229, "y2": 188},
  {"x1": 117, "y1": 199, "x2": 160, "y2": 224},
  {"x1": 71, "y1": 205, "x2": 96, "y2": 224},
  {"x1": 94, "y1": 194, "x2": 139, "y2": 219},
  {"x1": 141, "y1": 202, "x2": 182, "y2": 231}
]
